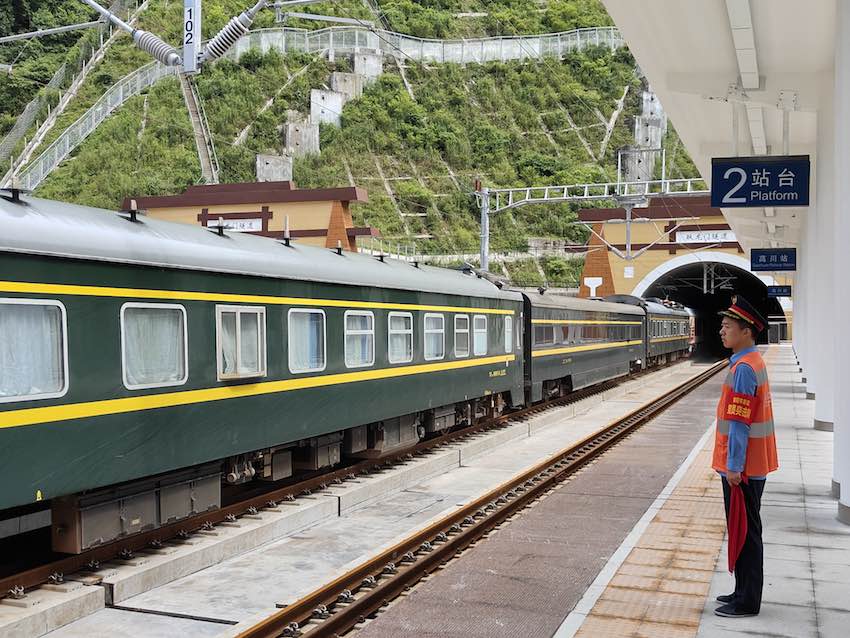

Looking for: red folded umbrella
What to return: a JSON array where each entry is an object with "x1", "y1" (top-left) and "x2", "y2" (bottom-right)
[{"x1": 727, "y1": 476, "x2": 748, "y2": 573}]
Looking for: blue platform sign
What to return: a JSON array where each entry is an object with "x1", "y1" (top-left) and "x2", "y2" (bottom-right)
[
  {"x1": 767, "y1": 285, "x2": 792, "y2": 298},
  {"x1": 711, "y1": 155, "x2": 810, "y2": 208},
  {"x1": 751, "y1": 248, "x2": 796, "y2": 272}
]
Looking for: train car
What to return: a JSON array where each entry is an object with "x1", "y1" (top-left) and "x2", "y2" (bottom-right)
[
  {"x1": 605, "y1": 295, "x2": 691, "y2": 366},
  {"x1": 0, "y1": 194, "x2": 523, "y2": 552},
  {"x1": 520, "y1": 292, "x2": 645, "y2": 401}
]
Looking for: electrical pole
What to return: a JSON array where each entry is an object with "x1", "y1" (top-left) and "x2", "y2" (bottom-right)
[{"x1": 477, "y1": 183, "x2": 490, "y2": 271}]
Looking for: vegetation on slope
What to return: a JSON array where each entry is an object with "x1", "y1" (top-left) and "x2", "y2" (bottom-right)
[{"x1": 8, "y1": 0, "x2": 699, "y2": 274}]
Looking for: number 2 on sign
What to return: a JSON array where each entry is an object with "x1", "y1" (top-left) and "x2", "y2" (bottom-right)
[{"x1": 722, "y1": 167, "x2": 747, "y2": 204}]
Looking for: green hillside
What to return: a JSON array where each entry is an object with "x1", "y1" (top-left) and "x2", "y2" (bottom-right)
[{"x1": 3, "y1": 0, "x2": 699, "y2": 279}]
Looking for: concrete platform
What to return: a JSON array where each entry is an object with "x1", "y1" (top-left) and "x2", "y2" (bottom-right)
[
  {"x1": 335, "y1": 345, "x2": 848, "y2": 638},
  {"x1": 561, "y1": 344, "x2": 849, "y2": 638},
  {"x1": 36, "y1": 361, "x2": 712, "y2": 637}
]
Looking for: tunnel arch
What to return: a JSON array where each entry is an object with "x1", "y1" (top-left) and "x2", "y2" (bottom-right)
[
  {"x1": 630, "y1": 252, "x2": 790, "y2": 311},
  {"x1": 628, "y1": 251, "x2": 786, "y2": 352}
]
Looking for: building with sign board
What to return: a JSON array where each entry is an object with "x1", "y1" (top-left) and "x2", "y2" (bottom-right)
[
  {"x1": 123, "y1": 181, "x2": 375, "y2": 251},
  {"x1": 578, "y1": 195, "x2": 793, "y2": 348}
]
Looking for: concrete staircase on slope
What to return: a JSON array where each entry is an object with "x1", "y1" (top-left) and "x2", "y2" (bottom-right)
[{"x1": 178, "y1": 73, "x2": 220, "y2": 184}]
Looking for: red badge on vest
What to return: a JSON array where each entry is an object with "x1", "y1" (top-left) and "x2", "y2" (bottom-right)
[{"x1": 724, "y1": 392, "x2": 755, "y2": 425}]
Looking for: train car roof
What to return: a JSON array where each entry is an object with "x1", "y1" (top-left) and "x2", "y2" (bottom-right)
[
  {"x1": 605, "y1": 294, "x2": 691, "y2": 317},
  {"x1": 0, "y1": 195, "x2": 522, "y2": 302},
  {"x1": 643, "y1": 300, "x2": 690, "y2": 317},
  {"x1": 522, "y1": 291, "x2": 644, "y2": 316}
]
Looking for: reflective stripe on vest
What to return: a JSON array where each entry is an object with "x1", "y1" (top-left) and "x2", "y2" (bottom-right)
[
  {"x1": 712, "y1": 350, "x2": 779, "y2": 476},
  {"x1": 716, "y1": 419, "x2": 776, "y2": 438}
]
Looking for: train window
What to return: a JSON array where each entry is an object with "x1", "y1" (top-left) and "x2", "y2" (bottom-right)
[
  {"x1": 288, "y1": 309, "x2": 325, "y2": 373},
  {"x1": 217, "y1": 306, "x2": 267, "y2": 379},
  {"x1": 388, "y1": 312, "x2": 413, "y2": 364},
  {"x1": 454, "y1": 315, "x2": 470, "y2": 358},
  {"x1": 344, "y1": 311, "x2": 374, "y2": 368},
  {"x1": 424, "y1": 313, "x2": 445, "y2": 361},
  {"x1": 0, "y1": 299, "x2": 68, "y2": 403},
  {"x1": 121, "y1": 303, "x2": 188, "y2": 390},
  {"x1": 473, "y1": 315, "x2": 487, "y2": 355},
  {"x1": 504, "y1": 316, "x2": 513, "y2": 353}
]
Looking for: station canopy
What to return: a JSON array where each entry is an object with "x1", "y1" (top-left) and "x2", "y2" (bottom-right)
[{"x1": 602, "y1": 0, "x2": 834, "y2": 282}]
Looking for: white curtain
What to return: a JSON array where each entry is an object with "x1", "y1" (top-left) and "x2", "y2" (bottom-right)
[
  {"x1": 474, "y1": 317, "x2": 487, "y2": 355},
  {"x1": 220, "y1": 311, "x2": 238, "y2": 375},
  {"x1": 345, "y1": 313, "x2": 373, "y2": 367},
  {"x1": 389, "y1": 314, "x2": 412, "y2": 362},
  {"x1": 0, "y1": 303, "x2": 64, "y2": 398},
  {"x1": 239, "y1": 312, "x2": 260, "y2": 374},
  {"x1": 290, "y1": 311, "x2": 324, "y2": 371},
  {"x1": 424, "y1": 315, "x2": 444, "y2": 359},
  {"x1": 124, "y1": 307, "x2": 184, "y2": 387}
]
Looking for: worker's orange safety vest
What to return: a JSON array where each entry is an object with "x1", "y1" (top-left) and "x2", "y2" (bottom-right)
[{"x1": 712, "y1": 350, "x2": 779, "y2": 476}]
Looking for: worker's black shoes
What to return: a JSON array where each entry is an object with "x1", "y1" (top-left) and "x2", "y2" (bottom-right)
[
  {"x1": 716, "y1": 593, "x2": 736, "y2": 603},
  {"x1": 714, "y1": 603, "x2": 758, "y2": 618}
]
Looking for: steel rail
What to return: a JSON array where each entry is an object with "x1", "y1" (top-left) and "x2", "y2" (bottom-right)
[
  {"x1": 234, "y1": 359, "x2": 727, "y2": 638},
  {"x1": 0, "y1": 373, "x2": 628, "y2": 596}
]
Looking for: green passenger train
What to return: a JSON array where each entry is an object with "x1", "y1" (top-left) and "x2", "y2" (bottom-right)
[{"x1": 0, "y1": 194, "x2": 691, "y2": 553}]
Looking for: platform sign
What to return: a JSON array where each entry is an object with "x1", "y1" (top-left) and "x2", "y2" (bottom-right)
[
  {"x1": 767, "y1": 285, "x2": 792, "y2": 298},
  {"x1": 183, "y1": 0, "x2": 201, "y2": 74},
  {"x1": 751, "y1": 248, "x2": 796, "y2": 272},
  {"x1": 711, "y1": 155, "x2": 810, "y2": 208}
]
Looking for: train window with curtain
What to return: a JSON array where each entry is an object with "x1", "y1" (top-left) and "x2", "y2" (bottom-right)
[
  {"x1": 0, "y1": 299, "x2": 68, "y2": 403},
  {"x1": 424, "y1": 313, "x2": 445, "y2": 361},
  {"x1": 344, "y1": 311, "x2": 374, "y2": 368},
  {"x1": 388, "y1": 312, "x2": 413, "y2": 364},
  {"x1": 504, "y1": 316, "x2": 513, "y2": 353},
  {"x1": 454, "y1": 315, "x2": 470, "y2": 358},
  {"x1": 121, "y1": 303, "x2": 187, "y2": 390},
  {"x1": 473, "y1": 315, "x2": 487, "y2": 355},
  {"x1": 288, "y1": 309, "x2": 325, "y2": 373},
  {"x1": 217, "y1": 305, "x2": 267, "y2": 380}
]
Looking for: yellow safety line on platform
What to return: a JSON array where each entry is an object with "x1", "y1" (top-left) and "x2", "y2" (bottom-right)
[
  {"x1": 0, "y1": 281, "x2": 514, "y2": 315},
  {"x1": 0, "y1": 354, "x2": 516, "y2": 430},
  {"x1": 531, "y1": 340, "x2": 643, "y2": 358},
  {"x1": 532, "y1": 319, "x2": 642, "y2": 325}
]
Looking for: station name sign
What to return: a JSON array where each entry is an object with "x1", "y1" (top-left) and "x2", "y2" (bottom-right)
[
  {"x1": 751, "y1": 248, "x2": 796, "y2": 272},
  {"x1": 711, "y1": 155, "x2": 810, "y2": 208},
  {"x1": 767, "y1": 285, "x2": 792, "y2": 298},
  {"x1": 675, "y1": 229, "x2": 736, "y2": 244}
]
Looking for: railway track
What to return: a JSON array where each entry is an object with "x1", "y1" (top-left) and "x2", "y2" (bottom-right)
[
  {"x1": 1, "y1": 361, "x2": 683, "y2": 598},
  {"x1": 233, "y1": 358, "x2": 727, "y2": 638}
]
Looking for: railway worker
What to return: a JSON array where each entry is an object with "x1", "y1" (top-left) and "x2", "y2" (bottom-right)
[{"x1": 712, "y1": 295, "x2": 779, "y2": 618}]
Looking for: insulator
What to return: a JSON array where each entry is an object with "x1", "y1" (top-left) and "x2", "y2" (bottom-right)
[
  {"x1": 201, "y1": 15, "x2": 250, "y2": 63},
  {"x1": 133, "y1": 30, "x2": 181, "y2": 66}
]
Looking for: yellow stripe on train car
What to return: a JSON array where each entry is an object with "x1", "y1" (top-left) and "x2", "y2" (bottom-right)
[
  {"x1": 0, "y1": 354, "x2": 516, "y2": 430},
  {"x1": 531, "y1": 340, "x2": 644, "y2": 358},
  {"x1": 0, "y1": 281, "x2": 515, "y2": 315}
]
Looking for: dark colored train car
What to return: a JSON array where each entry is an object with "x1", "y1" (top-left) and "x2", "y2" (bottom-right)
[
  {"x1": 520, "y1": 293, "x2": 644, "y2": 401},
  {"x1": 0, "y1": 195, "x2": 523, "y2": 552},
  {"x1": 605, "y1": 295, "x2": 691, "y2": 366}
]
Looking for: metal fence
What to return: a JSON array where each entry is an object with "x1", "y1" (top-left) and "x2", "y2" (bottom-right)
[
  {"x1": 232, "y1": 25, "x2": 623, "y2": 64},
  {"x1": 11, "y1": 24, "x2": 622, "y2": 190},
  {"x1": 15, "y1": 62, "x2": 177, "y2": 190},
  {"x1": 0, "y1": 62, "x2": 68, "y2": 166}
]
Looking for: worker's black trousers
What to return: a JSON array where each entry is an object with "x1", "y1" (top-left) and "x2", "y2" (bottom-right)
[{"x1": 721, "y1": 476, "x2": 766, "y2": 613}]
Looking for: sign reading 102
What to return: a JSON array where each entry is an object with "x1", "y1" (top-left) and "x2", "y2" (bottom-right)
[{"x1": 183, "y1": 0, "x2": 202, "y2": 75}]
